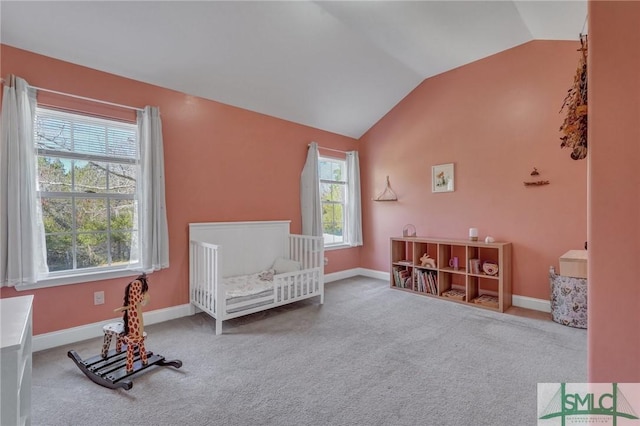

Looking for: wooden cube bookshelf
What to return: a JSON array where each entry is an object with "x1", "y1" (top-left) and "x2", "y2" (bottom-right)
[{"x1": 390, "y1": 237, "x2": 512, "y2": 312}]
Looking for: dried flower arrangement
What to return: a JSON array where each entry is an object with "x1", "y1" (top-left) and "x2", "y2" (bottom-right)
[{"x1": 559, "y1": 34, "x2": 588, "y2": 160}]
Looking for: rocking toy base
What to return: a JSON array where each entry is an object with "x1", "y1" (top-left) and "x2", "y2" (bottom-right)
[{"x1": 68, "y1": 348, "x2": 182, "y2": 390}]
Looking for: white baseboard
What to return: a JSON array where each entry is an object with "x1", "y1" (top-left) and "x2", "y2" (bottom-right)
[
  {"x1": 340, "y1": 268, "x2": 551, "y2": 313},
  {"x1": 36, "y1": 271, "x2": 371, "y2": 350},
  {"x1": 33, "y1": 304, "x2": 192, "y2": 352},
  {"x1": 355, "y1": 268, "x2": 390, "y2": 281},
  {"x1": 34, "y1": 271, "x2": 551, "y2": 351},
  {"x1": 324, "y1": 268, "x2": 361, "y2": 283},
  {"x1": 512, "y1": 295, "x2": 551, "y2": 313},
  {"x1": 324, "y1": 268, "x2": 389, "y2": 283}
]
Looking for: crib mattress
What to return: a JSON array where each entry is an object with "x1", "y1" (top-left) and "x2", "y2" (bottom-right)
[
  {"x1": 224, "y1": 273, "x2": 273, "y2": 313},
  {"x1": 225, "y1": 273, "x2": 315, "y2": 313},
  {"x1": 224, "y1": 273, "x2": 274, "y2": 298},
  {"x1": 192, "y1": 272, "x2": 317, "y2": 315}
]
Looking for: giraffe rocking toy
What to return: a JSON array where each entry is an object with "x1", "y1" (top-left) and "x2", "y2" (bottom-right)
[
  {"x1": 118, "y1": 273, "x2": 150, "y2": 372},
  {"x1": 67, "y1": 274, "x2": 182, "y2": 390}
]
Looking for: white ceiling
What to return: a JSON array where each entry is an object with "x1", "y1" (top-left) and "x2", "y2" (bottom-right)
[{"x1": 0, "y1": 1, "x2": 587, "y2": 138}]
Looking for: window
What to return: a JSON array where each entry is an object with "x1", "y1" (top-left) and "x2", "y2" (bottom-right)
[
  {"x1": 35, "y1": 108, "x2": 139, "y2": 276},
  {"x1": 319, "y1": 156, "x2": 346, "y2": 247}
]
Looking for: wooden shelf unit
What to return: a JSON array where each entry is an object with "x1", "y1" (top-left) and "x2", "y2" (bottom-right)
[{"x1": 390, "y1": 237, "x2": 512, "y2": 312}]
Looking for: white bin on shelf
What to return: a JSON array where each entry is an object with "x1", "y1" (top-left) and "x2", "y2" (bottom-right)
[{"x1": 559, "y1": 249, "x2": 587, "y2": 279}]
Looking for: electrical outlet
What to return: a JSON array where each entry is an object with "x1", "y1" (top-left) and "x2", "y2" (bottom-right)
[{"x1": 94, "y1": 291, "x2": 105, "y2": 305}]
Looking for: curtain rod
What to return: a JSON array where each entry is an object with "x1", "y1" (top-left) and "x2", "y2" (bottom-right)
[
  {"x1": 30, "y1": 85, "x2": 144, "y2": 112},
  {"x1": 1, "y1": 77, "x2": 143, "y2": 112},
  {"x1": 309, "y1": 144, "x2": 348, "y2": 154}
]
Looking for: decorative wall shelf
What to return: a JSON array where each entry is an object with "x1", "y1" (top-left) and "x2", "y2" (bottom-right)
[
  {"x1": 524, "y1": 180, "x2": 550, "y2": 187},
  {"x1": 374, "y1": 176, "x2": 398, "y2": 201},
  {"x1": 523, "y1": 167, "x2": 550, "y2": 187}
]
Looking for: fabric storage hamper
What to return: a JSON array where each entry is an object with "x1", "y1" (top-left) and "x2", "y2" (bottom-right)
[{"x1": 549, "y1": 266, "x2": 587, "y2": 329}]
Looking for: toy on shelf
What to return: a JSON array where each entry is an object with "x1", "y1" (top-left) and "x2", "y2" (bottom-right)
[
  {"x1": 68, "y1": 273, "x2": 182, "y2": 390},
  {"x1": 420, "y1": 253, "x2": 436, "y2": 268},
  {"x1": 403, "y1": 224, "x2": 416, "y2": 237}
]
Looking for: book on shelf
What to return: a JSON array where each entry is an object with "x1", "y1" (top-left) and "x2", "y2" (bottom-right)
[
  {"x1": 416, "y1": 269, "x2": 438, "y2": 294},
  {"x1": 469, "y1": 259, "x2": 481, "y2": 274},
  {"x1": 392, "y1": 266, "x2": 401, "y2": 287},
  {"x1": 392, "y1": 266, "x2": 412, "y2": 289},
  {"x1": 402, "y1": 270, "x2": 412, "y2": 289},
  {"x1": 442, "y1": 288, "x2": 466, "y2": 301},
  {"x1": 471, "y1": 294, "x2": 499, "y2": 308},
  {"x1": 428, "y1": 273, "x2": 437, "y2": 295}
]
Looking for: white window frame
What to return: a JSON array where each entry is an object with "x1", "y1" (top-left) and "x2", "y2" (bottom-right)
[
  {"x1": 319, "y1": 156, "x2": 350, "y2": 250},
  {"x1": 32, "y1": 107, "x2": 141, "y2": 288}
]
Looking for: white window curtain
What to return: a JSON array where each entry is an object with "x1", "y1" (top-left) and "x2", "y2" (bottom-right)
[
  {"x1": 0, "y1": 75, "x2": 49, "y2": 287},
  {"x1": 300, "y1": 141, "x2": 322, "y2": 237},
  {"x1": 345, "y1": 151, "x2": 363, "y2": 246},
  {"x1": 135, "y1": 106, "x2": 170, "y2": 272}
]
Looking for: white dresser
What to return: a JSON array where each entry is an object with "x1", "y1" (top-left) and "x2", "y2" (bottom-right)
[{"x1": 1, "y1": 295, "x2": 34, "y2": 426}]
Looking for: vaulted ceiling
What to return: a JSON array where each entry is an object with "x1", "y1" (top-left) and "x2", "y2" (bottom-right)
[{"x1": 1, "y1": 1, "x2": 587, "y2": 138}]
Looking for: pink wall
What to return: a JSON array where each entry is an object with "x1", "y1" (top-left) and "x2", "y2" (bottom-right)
[
  {"x1": 0, "y1": 45, "x2": 361, "y2": 335},
  {"x1": 588, "y1": 1, "x2": 640, "y2": 382},
  {"x1": 359, "y1": 41, "x2": 587, "y2": 300},
  {"x1": 3, "y1": 8, "x2": 637, "y2": 383}
]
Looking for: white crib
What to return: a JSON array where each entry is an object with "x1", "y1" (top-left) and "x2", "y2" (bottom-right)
[{"x1": 189, "y1": 221, "x2": 324, "y2": 334}]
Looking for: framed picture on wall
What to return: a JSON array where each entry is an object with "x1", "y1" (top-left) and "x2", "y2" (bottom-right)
[{"x1": 432, "y1": 163, "x2": 455, "y2": 193}]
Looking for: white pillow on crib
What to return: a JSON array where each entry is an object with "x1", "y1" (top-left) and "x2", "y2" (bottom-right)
[{"x1": 272, "y1": 257, "x2": 302, "y2": 274}]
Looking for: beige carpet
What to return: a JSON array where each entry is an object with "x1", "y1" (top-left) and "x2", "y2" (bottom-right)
[{"x1": 31, "y1": 276, "x2": 586, "y2": 425}]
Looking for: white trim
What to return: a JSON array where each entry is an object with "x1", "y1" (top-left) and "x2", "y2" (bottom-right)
[
  {"x1": 324, "y1": 243, "x2": 351, "y2": 251},
  {"x1": 345, "y1": 268, "x2": 552, "y2": 313},
  {"x1": 324, "y1": 268, "x2": 389, "y2": 283},
  {"x1": 512, "y1": 295, "x2": 551, "y2": 313},
  {"x1": 32, "y1": 271, "x2": 552, "y2": 351},
  {"x1": 16, "y1": 268, "x2": 143, "y2": 291},
  {"x1": 355, "y1": 268, "x2": 390, "y2": 281},
  {"x1": 324, "y1": 268, "x2": 360, "y2": 283},
  {"x1": 33, "y1": 303, "x2": 192, "y2": 352}
]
